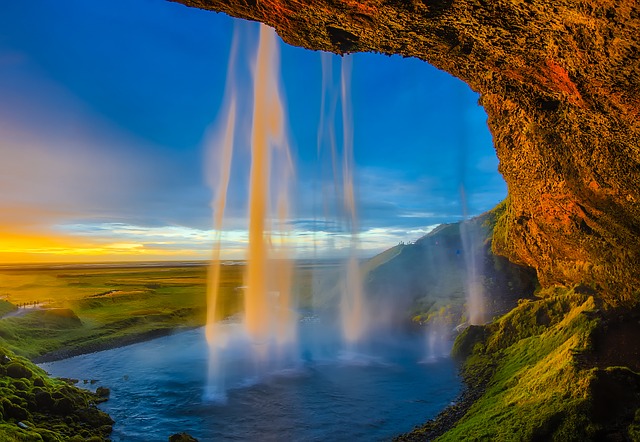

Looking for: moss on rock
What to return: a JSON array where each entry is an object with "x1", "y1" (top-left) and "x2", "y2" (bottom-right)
[
  {"x1": 401, "y1": 287, "x2": 640, "y2": 441},
  {"x1": 0, "y1": 345, "x2": 112, "y2": 441}
]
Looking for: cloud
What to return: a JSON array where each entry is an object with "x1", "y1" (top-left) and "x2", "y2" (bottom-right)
[{"x1": 0, "y1": 3, "x2": 508, "y2": 264}]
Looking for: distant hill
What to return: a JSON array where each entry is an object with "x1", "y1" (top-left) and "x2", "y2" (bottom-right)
[{"x1": 362, "y1": 205, "x2": 538, "y2": 328}]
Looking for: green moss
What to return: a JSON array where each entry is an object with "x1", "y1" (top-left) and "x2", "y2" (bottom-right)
[
  {"x1": 0, "y1": 423, "x2": 45, "y2": 441},
  {"x1": 629, "y1": 409, "x2": 640, "y2": 441},
  {"x1": 0, "y1": 345, "x2": 112, "y2": 441},
  {"x1": 427, "y1": 287, "x2": 640, "y2": 441}
]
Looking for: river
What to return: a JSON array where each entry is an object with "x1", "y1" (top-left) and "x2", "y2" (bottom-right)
[{"x1": 41, "y1": 323, "x2": 460, "y2": 441}]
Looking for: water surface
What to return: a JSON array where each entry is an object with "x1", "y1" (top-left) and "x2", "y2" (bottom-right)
[{"x1": 41, "y1": 325, "x2": 460, "y2": 441}]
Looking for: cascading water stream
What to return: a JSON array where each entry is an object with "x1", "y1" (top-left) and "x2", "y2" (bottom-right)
[
  {"x1": 205, "y1": 23, "x2": 295, "y2": 400},
  {"x1": 317, "y1": 54, "x2": 368, "y2": 349},
  {"x1": 204, "y1": 26, "x2": 240, "y2": 400},
  {"x1": 456, "y1": 85, "x2": 486, "y2": 326},
  {"x1": 339, "y1": 56, "x2": 366, "y2": 347},
  {"x1": 459, "y1": 189, "x2": 486, "y2": 325},
  {"x1": 204, "y1": 20, "x2": 375, "y2": 400}
]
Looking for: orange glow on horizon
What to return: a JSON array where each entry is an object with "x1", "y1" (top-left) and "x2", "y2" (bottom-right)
[{"x1": 0, "y1": 230, "x2": 209, "y2": 264}]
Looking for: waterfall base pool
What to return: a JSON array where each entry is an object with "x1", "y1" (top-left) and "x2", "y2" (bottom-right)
[{"x1": 41, "y1": 324, "x2": 461, "y2": 441}]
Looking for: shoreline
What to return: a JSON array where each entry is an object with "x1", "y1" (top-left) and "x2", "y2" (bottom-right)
[
  {"x1": 394, "y1": 363, "x2": 486, "y2": 441},
  {"x1": 32, "y1": 325, "x2": 200, "y2": 364}
]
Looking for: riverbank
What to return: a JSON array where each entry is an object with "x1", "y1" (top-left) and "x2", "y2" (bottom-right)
[
  {"x1": 32, "y1": 325, "x2": 200, "y2": 364},
  {"x1": 0, "y1": 265, "x2": 217, "y2": 360},
  {"x1": 394, "y1": 375, "x2": 487, "y2": 441},
  {"x1": 399, "y1": 286, "x2": 640, "y2": 441}
]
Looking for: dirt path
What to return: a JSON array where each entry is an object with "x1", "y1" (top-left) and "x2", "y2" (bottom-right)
[{"x1": 0, "y1": 306, "x2": 45, "y2": 320}]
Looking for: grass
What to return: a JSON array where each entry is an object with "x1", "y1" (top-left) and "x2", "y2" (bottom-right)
[
  {"x1": 0, "y1": 300, "x2": 16, "y2": 317},
  {"x1": 0, "y1": 262, "x2": 330, "y2": 360},
  {"x1": 0, "y1": 265, "x2": 216, "y2": 359},
  {"x1": 405, "y1": 286, "x2": 640, "y2": 441},
  {"x1": 445, "y1": 291, "x2": 598, "y2": 440}
]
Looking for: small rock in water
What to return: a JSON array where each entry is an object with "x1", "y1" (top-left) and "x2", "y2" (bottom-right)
[
  {"x1": 60, "y1": 377, "x2": 79, "y2": 385},
  {"x1": 96, "y1": 386, "x2": 110, "y2": 398},
  {"x1": 169, "y1": 432, "x2": 199, "y2": 442},
  {"x1": 17, "y1": 422, "x2": 29, "y2": 430}
]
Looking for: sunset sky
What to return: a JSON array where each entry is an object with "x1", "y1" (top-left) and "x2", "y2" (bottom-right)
[{"x1": 0, "y1": 0, "x2": 505, "y2": 263}]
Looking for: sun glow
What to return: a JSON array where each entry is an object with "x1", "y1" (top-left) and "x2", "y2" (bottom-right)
[
  {"x1": 0, "y1": 229, "x2": 210, "y2": 263},
  {"x1": 0, "y1": 220, "x2": 437, "y2": 264}
]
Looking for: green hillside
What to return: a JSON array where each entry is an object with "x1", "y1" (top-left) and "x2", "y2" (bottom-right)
[{"x1": 362, "y1": 204, "x2": 538, "y2": 327}]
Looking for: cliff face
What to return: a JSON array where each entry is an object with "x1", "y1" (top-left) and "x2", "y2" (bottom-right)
[{"x1": 173, "y1": 0, "x2": 640, "y2": 305}]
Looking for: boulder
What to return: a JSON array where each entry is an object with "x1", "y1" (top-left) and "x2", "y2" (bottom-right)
[
  {"x1": 169, "y1": 432, "x2": 199, "y2": 442},
  {"x1": 95, "y1": 386, "x2": 110, "y2": 398},
  {"x1": 6, "y1": 362, "x2": 32, "y2": 379}
]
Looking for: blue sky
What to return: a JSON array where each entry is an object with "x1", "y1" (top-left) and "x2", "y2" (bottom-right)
[{"x1": 0, "y1": 0, "x2": 505, "y2": 262}]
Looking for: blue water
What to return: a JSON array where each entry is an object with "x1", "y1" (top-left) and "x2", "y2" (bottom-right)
[{"x1": 41, "y1": 325, "x2": 460, "y2": 441}]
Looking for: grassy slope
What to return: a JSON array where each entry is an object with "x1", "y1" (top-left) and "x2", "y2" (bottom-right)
[
  {"x1": 0, "y1": 300, "x2": 16, "y2": 317},
  {"x1": 402, "y1": 287, "x2": 640, "y2": 441},
  {"x1": 446, "y1": 290, "x2": 599, "y2": 440}
]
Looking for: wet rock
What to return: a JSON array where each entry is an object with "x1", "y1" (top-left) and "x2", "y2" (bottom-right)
[
  {"x1": 76, "y1": 407, "x2": 115, "y2": 427},
  {"x1": 95, "y1": 386, "x2": 110, "y2": 398},
  {"x1": 60, "y1": 377, "x2": 79, "y2": 385},
  {"x1": 53, "y1": 397, "x2": 74, "y2": 415},
  {"x1": 169, "y1": 433, "x2": 199, "y2": 442}
]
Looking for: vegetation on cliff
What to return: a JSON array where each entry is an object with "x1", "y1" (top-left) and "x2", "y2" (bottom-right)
[
  {"x1": 401, "y1": 286, "x2": 640, "y2": 441},
  {"x1": 0, "y1": 344, "x2": 112, "y2": 441}
]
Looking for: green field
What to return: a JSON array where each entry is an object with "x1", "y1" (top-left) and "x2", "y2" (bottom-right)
[
  {"x1": 0, "y1": 264, "x2": 212, "y2": 359},
  {"x1": 0, "y1": 261, "x2": 333, "y2": 361}
]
